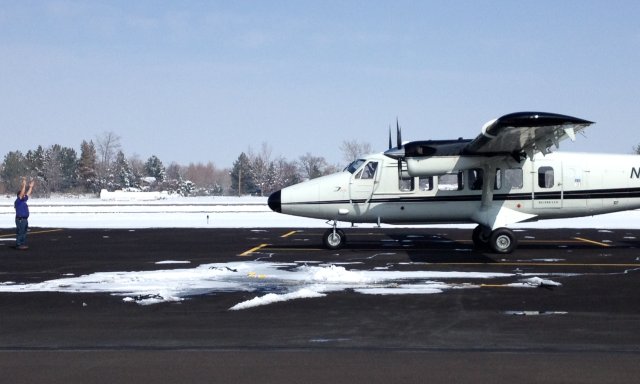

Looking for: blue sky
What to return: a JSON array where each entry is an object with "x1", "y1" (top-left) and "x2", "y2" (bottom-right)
[{"x1": 1, "y1": 1, "x2": 639, "y2": 168}]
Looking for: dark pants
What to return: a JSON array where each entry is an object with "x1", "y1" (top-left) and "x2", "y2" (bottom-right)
[{"x1": 15, "y1": 218, "x2": 28, "y2": 246}]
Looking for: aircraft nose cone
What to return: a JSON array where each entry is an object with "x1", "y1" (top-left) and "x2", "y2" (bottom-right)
[{"x1": 268, "y1": 190, "x2": 281, "y2": 213}]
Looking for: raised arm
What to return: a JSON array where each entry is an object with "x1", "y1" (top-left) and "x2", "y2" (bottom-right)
[
  {"x1": 18, "y1": 178, "x2": 26, "y2": 199},
  {"x1": 26, "y1": 179, "x2": 35, "y2": 197}
]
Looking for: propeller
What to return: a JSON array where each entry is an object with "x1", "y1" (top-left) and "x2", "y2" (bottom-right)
[
  {"x1": 396, "y1": 118, "x2": 402, "y2": 150},
  {"x1": 384, "y1": 118, "x2": 405, "y2": 160},
  {"x1": 384, "y1": 118, "x2": 407, "y2": 186},
  {"x1": 396, "y1": 119, "x2": 403, "y2": 182}
]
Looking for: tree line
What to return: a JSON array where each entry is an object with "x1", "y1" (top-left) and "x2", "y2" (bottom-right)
[{"x1": 0, "y1": 132, "x2": 373, "y2": 197}]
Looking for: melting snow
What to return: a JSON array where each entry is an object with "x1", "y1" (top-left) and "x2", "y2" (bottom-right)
[
  {"x1": 155, "y1": 260, "x2": 191, "y2": 265},
  {"x1": 507, "y1": 277, "x2": 562, "y2": 288},
  {"x1": 0, "y1": 261, "x2": 570, "y2": 310}
]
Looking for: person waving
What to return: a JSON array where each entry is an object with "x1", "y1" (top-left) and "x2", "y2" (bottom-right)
[{"x1": 14, "y1": 177, "x2": 35, "y2": 250}]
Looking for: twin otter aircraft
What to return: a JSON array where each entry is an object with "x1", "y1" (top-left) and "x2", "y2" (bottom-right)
[{"x1": 268, "y1": 112, "x2": 640, "y2": 253}]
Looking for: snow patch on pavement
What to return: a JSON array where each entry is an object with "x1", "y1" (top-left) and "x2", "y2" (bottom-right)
[{"x1": 0, "y1": 261, "x2": 572, "y2": 309}]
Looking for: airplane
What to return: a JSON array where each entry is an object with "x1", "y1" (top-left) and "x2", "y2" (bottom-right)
[{"x1": 267, "y1": 112, "x2": 640, "y2": 253}]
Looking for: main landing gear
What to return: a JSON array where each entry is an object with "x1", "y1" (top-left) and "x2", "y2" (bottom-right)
[
  {"x1": 472, "y1": 225, "x2": 517, "y2": 254},
  {"x1": 321, "y1": 221, "x2": 517, "y2": 254}
]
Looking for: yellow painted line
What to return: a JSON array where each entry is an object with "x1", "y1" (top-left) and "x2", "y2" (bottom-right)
[
  {"x1": 280, "y1": 230, "x2": 298, "y2": 238},
  {"x1": 444, "y1": 262, "x2": 640, "y2": 268},
  {"x1": 239, "y1": 243, "x2": 269, "y2": 257},
  {"x1": 0, "y1": 228, "x2": 63, "y2": 238},
  {"x1": 265, "y1": 247, "x2": 324, "y2": 252},
  {"x1": 572, "y1": 237, "x2": 611, "y2": 247}
]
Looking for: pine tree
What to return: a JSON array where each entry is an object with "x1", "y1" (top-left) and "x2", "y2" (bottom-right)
[
  {"x1": 78, "y1": 140, "x2": 98, "y2": 193},
  {"x1": 58, "y1": 146, "x2": 79, "y2": 190},
  {"x1": 145, "y1": 155, "x2": 166, "y2": 182},
  {"x1": 25, "y1": 146, "x2": 45, "y2": 179},
  {"x1": 113, "y1": 150, "x2": 135, "y2": 189},
  {"x1": 1, "y1": 151, "x2": 28, "y2": 189},
  {"x1": 230, "y1": 152, "x2": 256, "y2": 195},
  {"x1": 43, "y1": 145, "x2": 63, "y2": 194}
]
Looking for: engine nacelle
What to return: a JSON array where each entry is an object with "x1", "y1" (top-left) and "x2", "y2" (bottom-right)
[{"x1": 406, "y1": 156, "x2": 518, "y2": 176}]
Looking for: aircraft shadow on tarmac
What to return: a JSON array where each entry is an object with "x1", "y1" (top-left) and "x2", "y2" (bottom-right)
[{"x1": 272, "y1": 228, "x2": 631, "y2": 264}]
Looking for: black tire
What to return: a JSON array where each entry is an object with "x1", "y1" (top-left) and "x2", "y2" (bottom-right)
[
  {"x1": 489, "y1": 227, "x2": 517, "y2": 254},
  {"x1": 472, "y1": 225, "x2": 491, "y2": 249},
  {"x1": 323, "y1": 228, "x2": 346, "y2": 250}
]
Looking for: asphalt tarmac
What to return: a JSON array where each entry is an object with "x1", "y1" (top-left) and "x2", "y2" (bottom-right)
[{"x1": 1, "y1": 226, "x2": 639, "y2": 383}]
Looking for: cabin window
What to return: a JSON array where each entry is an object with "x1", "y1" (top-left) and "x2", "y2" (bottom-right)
[
  {"x1": 468, "y1": 168, "x2": 502, "y2": 190},
  {"x1": 399, "y1": 176, "x2": 414, "y2": 191},
  {"x1": 359, "y1": 162, "x2": 378, "y2": 180},
  {"x1": 419, "y1": 176, "x2": 433, "y2": 191},
  {"x1": 503, "y1": 168, "x2": 523, "y2": 190},
  {"x1": 538, "y1": 166, "x2": 554, "y2": 188},
  {"x1": 438, "y1": 172, "x2": 463, "y2": 191},
  {"x1": 468, "y1": 169, "x2": 484, "y2": 190}
]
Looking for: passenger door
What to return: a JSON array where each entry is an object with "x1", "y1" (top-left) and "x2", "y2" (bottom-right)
[{"x1": 533, "y1": 161, "x2": 563, "y2": 209}]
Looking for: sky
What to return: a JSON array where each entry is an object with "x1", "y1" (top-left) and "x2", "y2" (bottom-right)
[{"x1": 1, "y1": 1, "x2": 639, "y2": 168}]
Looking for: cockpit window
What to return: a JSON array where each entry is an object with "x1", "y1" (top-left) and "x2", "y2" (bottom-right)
[
  {"x1": 344, "y1": 159, "x2": 366, "y2": 174},
  {"x1": 359, "y1": 162, "x2": 378, "y2": 179}
]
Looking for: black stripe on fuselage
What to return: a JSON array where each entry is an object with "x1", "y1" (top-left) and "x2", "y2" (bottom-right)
[{"x1": 283, "y1": 187, "x2": 640, "y2": 206}]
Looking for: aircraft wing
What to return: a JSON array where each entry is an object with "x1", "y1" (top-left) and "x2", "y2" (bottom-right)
[{"x1": 464, "y1": 112, "x2": 594, "y2": 158}]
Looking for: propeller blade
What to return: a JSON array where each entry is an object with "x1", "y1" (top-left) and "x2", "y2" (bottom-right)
[
  {"x1": 388, "y1": 125, "x2": 392, "y2": 150},
  {"x1": 396, "y1": 118, "x2": 402, "y2": 149}
]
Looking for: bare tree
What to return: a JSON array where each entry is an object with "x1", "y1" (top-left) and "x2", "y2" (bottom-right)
[
  {"x1": 128, "y1": 154, "x2": 145, "y2": 184},
  {"x1": 298, "y1": 152, "x2": 329, "y2": 180},
  {"x1": 166, "y1": 162, "x2": 184, "y2": 181},
  {"x1": 248, "y1": 143, "x2": 274, "y2": 196},
  {"x1": 272, "y1": 156, "x2": 301, "y2": 191},
  {"x1": 340, "y1": 139, "x2": 372, "y2": 163},
  {"x1": 184, "y1": 162, "x2": 216, "y2": 188},
  {"x1": 95, "y1": 131, "x2": 121, "y2": 184}
]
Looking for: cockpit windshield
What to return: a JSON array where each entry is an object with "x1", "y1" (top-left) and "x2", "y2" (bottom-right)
[{"x1": 344, "y1": 159, "x2": 366, "y2": 174}]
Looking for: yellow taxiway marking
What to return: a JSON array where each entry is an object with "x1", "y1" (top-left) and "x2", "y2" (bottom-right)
[
  {"x1": 572, "y1": 236, "x2": 611, "y2": 247},
  {"x1": 280, "y1": 230, "x2": 298, "y2": 238},
  {"x1": 266, "y1": 247, "x2": 324, "y2": 252},
  {"x1": 439, "y1": 262, "x2": 640, "y2": 268},
  {"x1": 0, "y1": 228, "x2": 63, "y2": 238},
  {"x1": 239, "y1": 243, "x2": 270, "y2": 257}
]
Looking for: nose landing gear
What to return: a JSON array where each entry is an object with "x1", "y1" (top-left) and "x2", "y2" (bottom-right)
[{"x1": 323, "y1": 221, "x2": 346, "y2": 250}]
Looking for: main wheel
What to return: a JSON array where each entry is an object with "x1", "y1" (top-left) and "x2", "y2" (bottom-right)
[
  {"x1": 472, "y1": 225, "x2": 491, "y2": 249},
  {"x1": 323, "y1": 228, "x2": 346, "y2": 250},
  {"x1": 489, "y1": 227, "x2": 517, "y2": 254}
]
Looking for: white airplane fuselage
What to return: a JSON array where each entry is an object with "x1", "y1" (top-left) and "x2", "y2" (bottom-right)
[{"x1": 269, "y1": 152, "x2": 640, "y2": 227}]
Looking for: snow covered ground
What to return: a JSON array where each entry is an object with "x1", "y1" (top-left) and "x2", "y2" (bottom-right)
[{"x1": 0, "y1": 194, "x2": 639, "y2": 309}]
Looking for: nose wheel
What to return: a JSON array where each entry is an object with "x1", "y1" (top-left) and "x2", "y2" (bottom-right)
[
  {"x1": 472, "y1": 225, "x2": 517, "y2": 254},
  {"x1": 323, "y1": 228, "x2": 346, "y2": 250}
]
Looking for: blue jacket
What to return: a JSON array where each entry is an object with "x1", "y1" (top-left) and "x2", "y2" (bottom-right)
[{"x1": 14, "y1": 195, "x2": 29, "y2": 218}]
